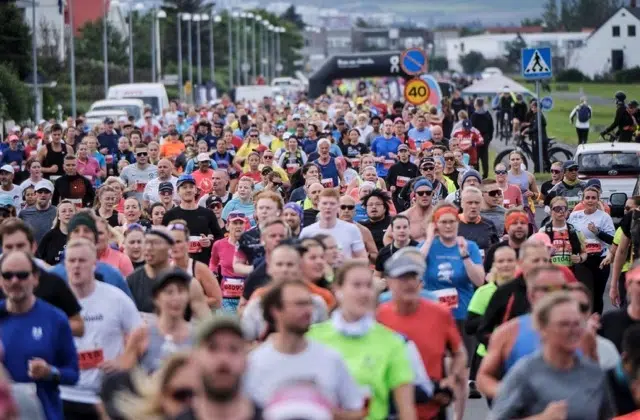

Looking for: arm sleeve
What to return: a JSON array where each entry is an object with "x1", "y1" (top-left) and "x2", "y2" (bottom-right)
[
  {"x1": 47, "y1": 275, "x2": 82, "y2": 317},
  {"x1": 55, "y1": 314, "x2": 80, "y2": 385},
  {"x1": 336, "y1": 356, "x2": 365, "y2": 411},
  {"x1": 476, "y1": 288, "x2": 508, "y2": 346}
]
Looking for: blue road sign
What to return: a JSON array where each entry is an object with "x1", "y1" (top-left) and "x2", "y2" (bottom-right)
[
  {"x1": 401, "y1": 48, "x2": 427, "y2": 75},
  {"x1": 540, "y1": 96, "x2": 554, "y2": 111},
  {"x1": 521, "y1": 47, "x2": 552, "y2": 80}
]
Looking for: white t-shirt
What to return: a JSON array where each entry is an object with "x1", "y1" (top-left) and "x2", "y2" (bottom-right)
[
  {"x1": 60, "y1": 282, "x2": 142, "y2": 404},
  {"x1": 567, "y1": 209, "x2": 615, "y2": 256},
  {"x1": 143, "y1": 176, "x2": 178, "y2": 204},
  {"x1": 0, "y1": 184, "x2": 23, "y2": 210},
  {"x1": 244, "y1": 340, "x2": 364, "y2": 411},
  {"x1": 299, "y1": 219, "x2": 365, "y2": 259}
]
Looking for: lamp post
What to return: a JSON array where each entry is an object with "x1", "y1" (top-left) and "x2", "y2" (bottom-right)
[
  {"x1": 193, "y1": 14, "x2": 202, "y2": 86},
  {"x1": 181, "y1": 13, "x2": 193, "y2": 102},
  {"x1": 227, "y1": 11, "x2": 233, "y2": 88},
  {"x1": 233, "y1": 11, "x2": 241, "y2": 86},
  {"x1": 276, "y1": 27, "x2": 284, "y2": 76},
  {"x1": 252, "y1": 15, "x2": 259, "y2": 83},
  {"x1": 261, "y1": 20, "x2": 268, "y2": 80},
  {"x1": 67, "y1": 0, "x2": 75, "y2": 118},
  {"x1": 156, "y1": 9, "x2": 167, "y2": 82},
  {"x1": 241, "y1": 12, "x2": 248, "y2": 85},
  {"x1": 103, "y1": 0, "x2": 109, "y2": 95},
  {"x1": 178, "y1": 12, "x2": 183, "y2": 100},
  {"x1": 210, "y1": 13, "x2": 221, "y2": 84},
  {"x1": 246, "y1": 12, "x2": 254, "y2": 84}
]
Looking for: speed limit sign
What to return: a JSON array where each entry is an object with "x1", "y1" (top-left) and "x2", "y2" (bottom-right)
[{"x1": 404, "y1": 78, "x2": 430, "y2": 106}]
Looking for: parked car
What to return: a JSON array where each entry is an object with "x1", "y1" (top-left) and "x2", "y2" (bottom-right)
[{"x1": 89, "y1": 99, "x2": 144, "y2": 121}]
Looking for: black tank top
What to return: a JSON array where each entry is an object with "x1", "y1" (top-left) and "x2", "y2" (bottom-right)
[{"x1": 43, "y1": 143, "x2": 67, "y2": 179}]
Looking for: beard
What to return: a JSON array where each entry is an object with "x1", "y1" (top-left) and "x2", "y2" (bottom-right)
[
  {"x1": 202, "y1": 369, "x2": 241, "y2": 403},
  {"x1": 286, "y1": 322, "x2": 310, "y2": 336}
]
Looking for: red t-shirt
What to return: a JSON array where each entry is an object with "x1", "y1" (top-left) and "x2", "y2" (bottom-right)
[
  {"x1": 192, "y1": 169, "x2": 215, "y2": 195},
  {"x1": 513, "y1": 265, "x2": 577, "y2": 283},
  {"x1": 377, "y1": 299, "x2": 462, "y2": 420},
  {"x1": 502, "y1": 184, "x2": 523, "y2": 208}
]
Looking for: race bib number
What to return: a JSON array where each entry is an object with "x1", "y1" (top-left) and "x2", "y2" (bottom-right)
[
  {"x1": 221, "y1": 277, "x2": 245, "y2": 299},
  {"x1": 383, "y1": 159, "x2": 395, "y2": 170},
  {"x1": 432, "y1": 288, "x2": 459, "y2": 309},
  {"x1": 105, "y1": 154, "x2": 114, "y2": 165},
  {"x1": 350, "y1": 158, "x2": 361, "y2": 169},
  {"x1": 396, "y1": 176, "x2": 410, "y2": 188},
  {"x1": 286, "y1": 163, "x2": 300, "y2": 174},
  {"x1": 585, "y1": 239, "x2": 602, "y2": 254},
  {"x1": 78, "y1": 348, "x2": 104, "y2": 370},
  {"x1": 321, "y1": 178, "x2": 334, "y2": 188},
  {"x1": 551, "y1": 254, "x2": 572, "y2": 266},
  {"x1": 188, "y1": 235, "x2": 202, "y2": 253},
  {"x1": 69, "y1": 198, "x2": 83, "y2": 209},
  {"x1": 503, "y1": 199, "x2": 511, "y2": 207},
  {"x1": 136, "y1": 181, "x2": 147, "y2": 193}
]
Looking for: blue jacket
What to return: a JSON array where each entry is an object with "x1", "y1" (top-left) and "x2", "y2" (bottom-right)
[{"x1": 51, "y1": 262, "x2": 133, "y2": 299}]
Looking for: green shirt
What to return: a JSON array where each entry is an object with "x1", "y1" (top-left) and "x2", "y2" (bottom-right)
[
  {"x1": 613, "y1": 227, "x2": 632, "y2": 272},
  {"x1": 467, "y1": 282, "x2": 498, "y2": 357},
  {"x1": 307, "y1": 321, "x2": 414, "y2": 420}
]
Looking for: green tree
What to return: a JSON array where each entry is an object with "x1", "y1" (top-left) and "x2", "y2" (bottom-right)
[
  {"x1": 75, "y1": 19, "x2": 128, "y2": 66},
  {"x1": 544, "y1": 0, "x2": 623, "y2": 31},
  {"x1": 355, "y1": 18, "x2": 371, "y2": 28},
  {"x1": 430, "y1": 56, "x2": 449, "y2": 72},
  {"x1": 280, "y1": 5, "x2": 305, "y2": 31},
  {"x1": 0, "y1": 3, "x2": 32, "y2": 79},
  {"x1": 504, "y1": 34, "x2": 527, "y2": 72},
  {"x1": 521, "y1": 17, "x2": 544, "y2": 27},
  {"x1": 542, "y1": 0, "x2": 561, "y2": 30},
  {"x1": 0, "y1": 64, "x2": 31, "y2": 122},
  {"x1": 459, "y1": 51, "x2": 486, "y2": 74}
]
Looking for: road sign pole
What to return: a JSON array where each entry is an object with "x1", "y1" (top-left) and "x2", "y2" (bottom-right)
[{"x1": 536, "y1": 80, "x2": 544, "y2": 173}]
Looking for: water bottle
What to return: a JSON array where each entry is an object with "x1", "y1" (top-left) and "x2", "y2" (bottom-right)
[{"x1": 161, "y1": 335, "x2": 178, "y2": 358}]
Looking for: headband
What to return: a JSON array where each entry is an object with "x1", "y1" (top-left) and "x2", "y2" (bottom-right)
[
  {"x1": 504, "y1": 212, "x2": 529, "y2": 231},
  {"x1": 433, "y1": 207, "x2": 459, "y2": 223},
  {"x1": 413, "y1": 178, "x2": 433, "y2": 192}
]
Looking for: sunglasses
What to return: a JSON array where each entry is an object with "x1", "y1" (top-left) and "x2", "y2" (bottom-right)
[
  {"x1": 486, "y1": 190, "x2": 503, "y2": 197},
  {"x1": 263, "y1": 155, "x2": 274, "y2": 160},
  {"x1": 2, "y1": 271, "x2": 31, "y2": 281},
  {"x1": 566, "y1": 168, "x2": 578, "y2": 172},
  {"x1": 168, "y1": 223, "x2": 187, "y2": 231},
  {"x1": 248, "y1": 134, "x2": 258, "y2": 138},
  {"x1": 421, "y1": 166, "x2": 435, "y2": 171},
  {"x1": 136, "y1": 152, "x2": 148, "y2": 157},
  {"x1": 415, "y1": 190, "x2": 433, "y2": 197},
  {"x1": 533, "y1": 284, "x2": 571, "y2": 293},
  {"x1": 340, "y1": 204, "x2": 355, "y2": 210},
  {"x1": 160, "y1": 190, "x2": 173, "y2": 196},
  {"x1": 209, "y1": 203, "x2": 223, "y2": 209},
  {"x1": 272, "y1": 182, "x2": 283, "y2": 187},
  {"x1": 551, "y1": 169, "x2": 562, "y2": 174},
  {"x1": 495, "y1": 170, "x2": 507, "y2": 175},
  {"x1": 170, "y1": 388, "x2": 195, "y2": 402},
  {"x1": 445, "y1": 156, "x2": 455, "y2": 161},
  {"x1": 227, "y1": 212, "x2": 246, "y2": 220},
  {"x1": 552, "y1": 206, "x2": 568, "y2": 213}
]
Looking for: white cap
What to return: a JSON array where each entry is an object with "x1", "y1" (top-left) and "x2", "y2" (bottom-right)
[
  {"x1": 34, "y1": 180, "x2": 54, "y2": 193},
  {"x1": 118, "y1": 116, "x2": 128, "y2": 123},
  {"x1": 38, "y1": 119, "x2": 46, "y2": 125},
  {"x1": 197, "y1": 152, "x2": 210, "y2": 162},
  {"x1": 0, "y1": 165, "x2": 14, "y2": 174},
  {"x1": 10, "y1": 126, "x2": 20, "y2": 133}
]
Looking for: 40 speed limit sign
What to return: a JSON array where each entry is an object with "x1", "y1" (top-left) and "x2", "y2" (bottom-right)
[{"x1": 404, "y1": 78, "x2": 430, "y2": 106}]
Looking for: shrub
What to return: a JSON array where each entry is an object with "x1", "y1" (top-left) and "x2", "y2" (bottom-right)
[{"x1": 555, "y1": 68, "x2": 590, "y2": 82}]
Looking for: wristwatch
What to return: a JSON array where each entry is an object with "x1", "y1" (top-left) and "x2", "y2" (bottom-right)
[
  {"x1": 461, "y1": 254, "x2": 470, "y2": 260},
  {"x1": 48, "y1": 366, "x2": 61, "y2": 384}
]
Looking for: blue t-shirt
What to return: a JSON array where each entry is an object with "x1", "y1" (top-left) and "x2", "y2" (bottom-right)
[
  {"x1": 0, "y1": 299, "x2": 79, "y2": 420},
  {"x1": 0, "y1": 148, "x2": 25, "y2": 167},
  {"x1": 422, "y1": 237, "x2": 482, "y2": 320},
  {"x1": 407, "y1": 127, "x2": 432, "y2": 148},
  {"x1": 302, "y1": 138, "x2": 319, "y2": 155},
  {"x1": 378, "y1": 290, "x2": 438, "y2": 303},
  {"x1": 51, "y1": 262, "x2": 133, "y2": 299},
  {"x1": 370, "y1": 135, "x2": 401, "y2": 177},
  {"x1": 221, "y1": 198, "x2": 256, "y2": 226}
]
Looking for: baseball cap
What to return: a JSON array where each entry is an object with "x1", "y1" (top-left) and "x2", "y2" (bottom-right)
[
  {"x1": 228, "y1": 212, "x2": 247, "y2": 223},
  {"x1": 205, "y1": 195, "x2": 222, "y2": 208},
  {"x1": 197, "y1": 152, "x2": 210, "y2": 162},
  {"x1": 398, "y1": 144, "x2": 409, "y2": 152},
  {"x1": 158, "y1": 182, "x2": 174, "y2": 193},
  {"x1": 68, "y1": 213, "x2": 98, "y2": 240},
  {"x1": 586, "y1": 178, "x2": 602, "y2": 190},
  {"x1": 168, "y1": 128, "x2": 179, "y2": 136},
  {"x1": 34, "y1": 180, "x2": 54, "y2": 193},
  {"x1": 563, "y1": 160, "x2": 578, "y2": 170},
  {"x1": 0, "y1": 165, "x2": 14, "y2": 174},
  {"x1": 384, "y1": 247, "x2": 426, "y2": 278},
  {"x1": 177, "y1": 111, "x2": 185, "y2": 117},
  {"x1": 335, "y1": 117, "x2": 346, "y2": 124},
  {"x1": 152, "y1": 268, "x2": 191, "y2": 296},
  {"x1": 104, "y1": 117, "x2": 115, "y2": 124},
  {"x1": 292, "y1": 113, "x2": 301, "y2": 120},
  {"x1": 176, "y1": 174, "x2": 196, "y2": 188},
  {"x1": 462, "y1": 119, "x2": 472, "y2": 130},
  {"x1": 195, "y1": 314, "x2": 245, "y2": 345}
]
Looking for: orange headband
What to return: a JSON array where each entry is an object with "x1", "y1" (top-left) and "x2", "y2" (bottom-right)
[
  {"x1": 505, "y1": 212, "x2": 529, "y2": 230},
  {"x1": 433, "y1": 207, "x2": 459, "y2": 223}
]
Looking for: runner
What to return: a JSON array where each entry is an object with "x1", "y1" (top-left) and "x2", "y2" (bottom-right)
[
  {"x1": 36, "y1": 200, "x2": 76, "y2": 265},
  {"x1": 18, "y1": 180, "x2": 56, "y2": 243},
  {"x1": 483, "y1": 208, "x2": 529, "y2": 272},
  {"x1": 119, "y1": 144, "x2": 158, "y2": 202},
  {"x1": 51, "y1": 155, "x2": 95, "y2": 209}
]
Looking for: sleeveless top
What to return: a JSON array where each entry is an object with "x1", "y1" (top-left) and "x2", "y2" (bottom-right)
[
  {"x1": 314, "y1": 157, "x2": 339, "y2": 188},
  {"x1": 186, "y1": 258, "x2": 196, "y2": 276},
  {"x1": 504, "y1": 314, "x2": 539, "y2": 372},
  {"x1": 43, "y1": 143, "x2": 67, "y2": 179},
  {"x1": 507, "y1": 170, "x2": 529, "y2": 192},
  {"x1": 139, "y1": 323, "x2": 194, "y2": 374}
]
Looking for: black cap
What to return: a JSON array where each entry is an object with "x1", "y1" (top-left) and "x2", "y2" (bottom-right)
[
  {"x1": 152, "y1": 268, "x2": 191, "y2": 296},
  {"x1": 104, "y1": 117, "x2": 115, "y2": 124},
  {"x1": 206, "y1": 195, "x2": 223, "y2": 208},
  {"x1": 168, "y1": 128, "x2": 179, "y2": 136},
  {"x1": 159, "y1": 181, "x2": 174, "y2": 193}
]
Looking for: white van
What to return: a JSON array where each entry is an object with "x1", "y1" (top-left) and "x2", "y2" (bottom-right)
[
  {"x1": 84, "y1": 110, "x2": 129, "y2": 130},
  {"x1": 106, "y1": 83, "x2": 169, "y2": 116},
  {"x1": 234, "y1": 85, "x2": 275, "y2": 102},
  {"x1": 89, "y1": 99, "x2": 145, "y2": 121}
]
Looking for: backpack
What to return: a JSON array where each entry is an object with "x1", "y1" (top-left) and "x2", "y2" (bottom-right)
[{"x1": 577, "y1": 105, "x2": 591, "y2": 123}]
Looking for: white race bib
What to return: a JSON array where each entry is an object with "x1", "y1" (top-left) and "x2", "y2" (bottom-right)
[{"x1": 432, "y1": 288, "x2": 459, "y2": 309}]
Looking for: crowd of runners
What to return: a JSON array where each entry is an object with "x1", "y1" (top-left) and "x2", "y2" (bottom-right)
[{"x1": 0, "y1": 86, "x2": 638, "y2": 420}]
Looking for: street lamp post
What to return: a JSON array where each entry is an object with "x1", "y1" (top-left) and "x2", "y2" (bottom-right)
[
  {"x1": 261, "y1": 20, "x2": 268, "y2": 80},
  {"x1": 150, "y1": 7, "x2": 156, "y2": 82},
  {"x1": 194, "y1": 14, "x2": 202, "y2": 87},
  {"x1": 181, "y1": 13, "x2": 193, "y2": 102},
  {"x1": 67, "y1": 0, "x2": 76, "y2": 117},
  {"x1": 252, "y1": 15, "x2": 258, "y2": 83},
  {"x1": 103, "y1": 0, "x2": 109, "y2": 95},
  {"x1": 227, "y1": 11, "x2": 233, "y2": 88},
  {"x1": 276, "y1": 27, "x2": 283, "y2": 77},
  {"x1": 241, "y1": 12, "x2": 248, "y2": 85},
  {"x1": 178, "y1": 13, "x2": 183, "y2": 100},
  {"x1": 156, "y1": 9, "x2": 167, "y2": 82},
  {"x1": 210, "y1": 13, "x2": 221, "y2": 84},
  {"x1": 233, "y1": 12, "x2": 241, "y2": 86}
]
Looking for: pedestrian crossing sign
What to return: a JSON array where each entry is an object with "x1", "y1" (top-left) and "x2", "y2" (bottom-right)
[{"x1": 521, "y1": 47, "x2": 552, "y2": 80}]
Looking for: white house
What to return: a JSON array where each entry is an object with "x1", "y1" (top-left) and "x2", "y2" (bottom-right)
[
  {"x1": 445, "y1": 32, "x2": 589, "y2": 73},
  {"x1": 569, "y1": 6, "x2": 640, "y2": 78}
]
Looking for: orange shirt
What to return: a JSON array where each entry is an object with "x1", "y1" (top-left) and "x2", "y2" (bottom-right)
[
  {"x1": 377, "y1": 299, "x2": 462, "y2": 420},
  {"x1": 572, "y1": 201, "x2": 611, "y2": 214},
  {"x1": 615, "y1": 411, "x2": 640, "y2": 420},
  {"x1": 160, "y1": 140, "x2": 185, "y2": 159},
  {"x1": 251, "y1": 281, "x2": 336, "y2": 310}
]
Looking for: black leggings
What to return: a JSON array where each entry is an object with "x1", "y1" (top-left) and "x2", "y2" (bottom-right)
[
  {"x1": 63, "y1": 400, "x2": 101, "y2": 420},
  {"x1": 574, "y1": 255, "x2": 609, "y2": 314}
]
